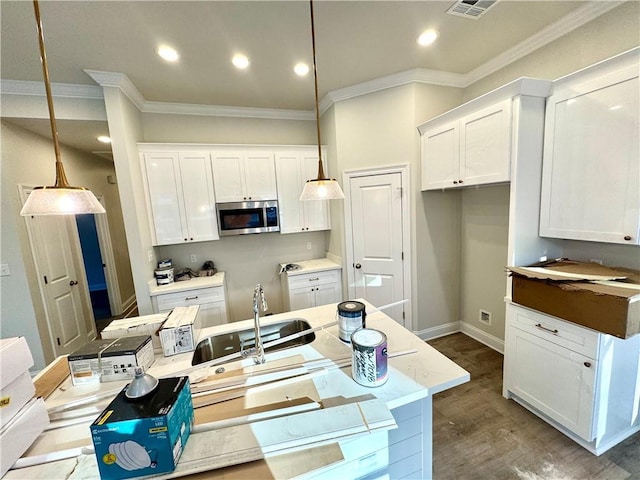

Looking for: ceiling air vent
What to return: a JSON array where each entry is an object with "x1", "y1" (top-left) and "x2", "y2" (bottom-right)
[{"x1": 447, "y1": 0, "x2": 498, "y2": 19}]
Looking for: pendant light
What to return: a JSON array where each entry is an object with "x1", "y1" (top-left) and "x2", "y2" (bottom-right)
[
  {"x1": 20, "y1": 0, "x2": 105, "y2": 216},
  {"x1": 299, "y1": 0, "x2": 344, "y2": 201}
]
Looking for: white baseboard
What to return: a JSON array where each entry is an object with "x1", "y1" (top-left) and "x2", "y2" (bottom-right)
[
  {"x1": 459, "y1": 321, "x2": 504, "y2": 354},
  {"x1": 414, "y1": 322, "x2": 461, "y2": 341},
  {"x1": 415, "y1": 321, "x2": 505, "y2": 355}
]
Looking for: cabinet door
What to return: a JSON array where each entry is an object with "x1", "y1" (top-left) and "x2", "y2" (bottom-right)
[
  {"x1": 540, "y1": 67, "x2": 639, "y2": 244},
  {"x1": 301, "y1": 151, "x2": 330, "y2": 231},
  {"x1": 275, "y1": 150, "x2": 330, "y2": 234},
  {"x1": 314, "y1": 282, "x2": 341, "y2": 307},
  {"x1": 143, "y1": 153, "x2": 186, "y2": 246},
  {"x1": 275, "y1": 152, "x2": 306, "y2": 233},
  {"x1": 243, "y1": 152, "x2": 277, "y2": 200},
  {"x1": 421, "y1": 121, "x2": 459, "y2": 190},
  {"x1": 211, "y1": 152, "x2": 245, "y2": 202},
  {"x1": 179, "y1": 152, "x2": 219, "y2": 242},
  {"x1": 199, "y1": 301, "x2": 228, "y2": 328},
  {"x1": 506, "y1": 325, "x2": 597, "y2": 441},
  {"x1": 288, "y1": 287, "x2": 316, "y2": 311},
  {"x1": 459, "y1": 99, "x2": 511, "y2": 187}
]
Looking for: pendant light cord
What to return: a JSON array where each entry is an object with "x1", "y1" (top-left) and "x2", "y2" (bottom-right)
[
  {"x1": 33, "y1": 0, "x2": 70, "y2": 188},
  {"x1": 309, "y1": 0, "x2": 327, "y2": 181}
]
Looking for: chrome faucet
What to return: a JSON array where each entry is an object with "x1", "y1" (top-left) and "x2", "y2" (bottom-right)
[{"x1": 251, "y1": 283, "x2": 268, "y2": 364}]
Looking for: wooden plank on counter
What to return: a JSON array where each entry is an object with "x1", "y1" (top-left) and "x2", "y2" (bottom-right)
[{"x1": 33, "y1": 356, "x2": 69, "y2": 399}]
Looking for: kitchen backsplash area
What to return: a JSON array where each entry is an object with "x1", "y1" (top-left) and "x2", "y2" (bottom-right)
[{"x1": 156, "y1": 230, "x2": 330, "y2": 321}]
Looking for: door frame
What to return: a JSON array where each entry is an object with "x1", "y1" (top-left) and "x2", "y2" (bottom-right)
[
  {"x1": 342, "y1": 164, "x2": 412, "y2": 330},
  {"x1": 93, "y1": 195, "x2": 123, "y2": 316}
]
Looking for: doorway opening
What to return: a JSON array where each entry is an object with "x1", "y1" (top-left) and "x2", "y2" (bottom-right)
[{"x1": 76, "y1": 214, "x2": 111, "y2": 321}]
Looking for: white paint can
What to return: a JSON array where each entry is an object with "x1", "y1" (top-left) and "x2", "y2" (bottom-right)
[
  {"x1": 351, "y1": 328, "x2": 388, "y2": 387},
  {"x1": 337, "y1": 301, "x2": 366, "y2": 343},
  {"x1": 154, "y1": 268, "x2": 174, "y2": 286}
]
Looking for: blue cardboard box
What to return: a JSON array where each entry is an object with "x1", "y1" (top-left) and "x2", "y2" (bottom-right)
[{"x1": 90, "y1": 376, "x2": 193, "y2": 480}]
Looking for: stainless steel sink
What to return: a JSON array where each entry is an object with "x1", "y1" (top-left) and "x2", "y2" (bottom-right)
[{"x1": 191, "y1": 318, "x2": 315, "y2": 366}]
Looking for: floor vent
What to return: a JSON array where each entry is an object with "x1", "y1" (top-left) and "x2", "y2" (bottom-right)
[{"x1": 446, "y1": 0, "x2": 498, "y2": 19}]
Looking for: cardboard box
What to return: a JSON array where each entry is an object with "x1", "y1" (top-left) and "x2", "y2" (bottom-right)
[
  {"x1": 508, "y1": 261, "x2": 640, "y2": 339},
  {"x1": 160, "y1": 306, "x2": 201, "y2": 357},
  {"x1": 101, "y1": 313, "x2": 169, "y2": 353},
  {"x1": 0, "y1": 337, "x2": 35, "y2": 428},
  {"x1": 0, "y1": 397, "x2": 49, "y2": 477},
  {"x1": 68, "y1": 336, "x2": 155, "y2": 386},
  {"x1": 91, "y1": 376, "x2": 193, "y2": 480}
]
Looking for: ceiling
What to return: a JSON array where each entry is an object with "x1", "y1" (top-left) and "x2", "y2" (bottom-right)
[{"x1": 0, "y1": 1, "x2": 612, "y2": 157}]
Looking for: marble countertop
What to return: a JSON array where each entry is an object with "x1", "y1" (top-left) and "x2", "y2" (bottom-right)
[
  {"x1": 280, "y1": 258, "x2": 342, "y2": 276},
  {"x1": 10, "y1": 300, "x2": 469, "y2": 479},
  {"x1": 148, "y1": 271, "x2": 225, "y2": 296}
]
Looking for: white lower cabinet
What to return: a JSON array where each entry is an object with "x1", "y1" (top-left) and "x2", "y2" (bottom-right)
[
  {"x1": 503, "y1": 303, "x2": 640, "y2": 454},
  {"x1": 151, "y1": 285, "x2": 228, "y2": 329},
  {"x1": 281, "y1": 268, "x2": 342, "y2": 311}
]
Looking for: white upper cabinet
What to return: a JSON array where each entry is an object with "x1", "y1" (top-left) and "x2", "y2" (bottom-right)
[
  {"x1": 421, "y1": 99, "x2": 512, "y2": 190},
  {"x1": 539, "y1": 63, "x2": 639, "y2": 245},
  {"x1": 275, "y1": 149, "x2": 330, "y2": 234},
  {"x1": 142, "y1": 151, "x2": 219, "y2": 246},
  {"x1": 211, "y1": 151, "x2": 277, "y2": 203}
]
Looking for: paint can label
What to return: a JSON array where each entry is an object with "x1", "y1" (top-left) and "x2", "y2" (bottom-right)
[
  {"x1": 337, "y1": 301, "x2": 366, "y2": 343},
  {"x1": 351, "y1": 328, "x2": 388, "y2": 387}
]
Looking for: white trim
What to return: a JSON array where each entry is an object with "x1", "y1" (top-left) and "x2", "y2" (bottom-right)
[
  {"x1": 0, "y1": 79, "x2": 103, "y2": 99},
  {"x1": 465, "y1": 1, "x2": 624, "y2": 85},
  {"x1": 84, "y1": 70, "x2": 146, "y2": 110},
  {"x1": 460, "y1": 321, "x2": 505, "y2": 354},
  {"x1": 121, "y1": 295, "x2": 138, "y2": 318},
  {"x1": 143, "y1": 101, "x2": 315, "y2": 121},
  {"x1": 93, "y1": 196, "x2": 123, "y2": 316},
  {"x1": 342, "y1": 164, "x2": 412, "y2": 331},
  {"x1": 414, "y1": 322, "x2": 461, "y2": 341}
]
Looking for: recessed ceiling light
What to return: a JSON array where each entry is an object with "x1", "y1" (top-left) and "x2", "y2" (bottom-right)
[
  {"x1": 97, "y1": 135, "x2": 111, "y2": 144},
  {"x1": 157, "y1": 45, "x2": 179, "y2": 62},
  {"x1": 294, "y1": 63, "x2": 310, "y2": 76},
  {"x1": 417, "y1": 30, "x2": 439, "y2": 47},
  {"x1": 232, "y1": 54, "x2": 250, "y2": 69}
]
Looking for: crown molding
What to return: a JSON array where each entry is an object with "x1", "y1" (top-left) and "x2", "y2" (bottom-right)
[
  {"x1": 0, "y1": 79, "x2": 103, "y2": 99},
  {"x1": 84, "y1": 70, "x2": 146, "y2": 110},
  {"x1": 464, "y1": 1, "x2": 624, "y2": 86},
  {"x1": 143, "y1": 100, "x2": 315, "y2": 121}
]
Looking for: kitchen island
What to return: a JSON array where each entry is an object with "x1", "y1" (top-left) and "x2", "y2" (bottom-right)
[{"x1": 8, "y1": 301, "x2": 469, "y2": 479}]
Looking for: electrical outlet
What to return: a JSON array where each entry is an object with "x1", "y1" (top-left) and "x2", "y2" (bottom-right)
[
  {"x1": 190, "y1": 254, "x2": 197, "y2": 263},
  {"x1": 147, "y1": 250, "x2": 153, "y2": 263},
  {"x1": 479, "y1": 309, "x2": 492, "y2": 325},
  {"x1": 306, "y1": 242, "x2": 312, "y2": 250},
  {"x1": 0, "y1": 264, "x2": 11, "y2": 277}
]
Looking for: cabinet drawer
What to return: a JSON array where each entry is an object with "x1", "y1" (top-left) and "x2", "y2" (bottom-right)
[
  {"x1": 508, "y1": 303, "x2": 600, "y2": 359},
  {"x1": 287, "y1": 269, "x2": 340, "y2": 289},
  {"x1": 156, "y1": 286, "x2": 225, "y2": 311}
]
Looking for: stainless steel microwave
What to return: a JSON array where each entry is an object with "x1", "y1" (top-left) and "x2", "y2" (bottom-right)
[{"x1": 216, "y1": 200, "x2": 280, "y2": 236}]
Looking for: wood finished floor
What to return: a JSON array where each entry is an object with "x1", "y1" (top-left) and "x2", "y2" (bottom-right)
[{"x1": 428, "y1": 333, "x2": 640, "y2": 480}]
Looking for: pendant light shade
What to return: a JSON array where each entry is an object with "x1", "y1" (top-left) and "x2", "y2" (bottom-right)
[
  {"x1": 19, "y1": 0, "x2": 105, "y2": 216},
  {"x1": 300, "y1": 0, "x2": 344, "y2": 202}
]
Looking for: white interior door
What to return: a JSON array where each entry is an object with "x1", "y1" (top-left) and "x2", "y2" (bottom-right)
[
  {"x1": 30, "y1": 215, "x2": 94, "y2": 355},
  {"x1": 348, "y1": 172, "x2": 406, "y2": 326}
]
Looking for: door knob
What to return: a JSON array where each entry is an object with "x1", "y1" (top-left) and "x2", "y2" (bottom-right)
[
  {"x1": 354, "y1": 263, "x2": 361, "y2": 269},
  {"x1": 69, "y1": 280, "x2": 78, "y2": 286}
]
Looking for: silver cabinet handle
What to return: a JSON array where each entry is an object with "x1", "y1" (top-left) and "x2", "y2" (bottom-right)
[
  {"x1": 308, "y1": 277, "x2": 319, "y2": 281},
  {"x1": 535, "y1": 323, "x2": 558, "y2": 335},
  {"x1": 185, "y1": 295, "x2": 199, "y2": 301}
]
